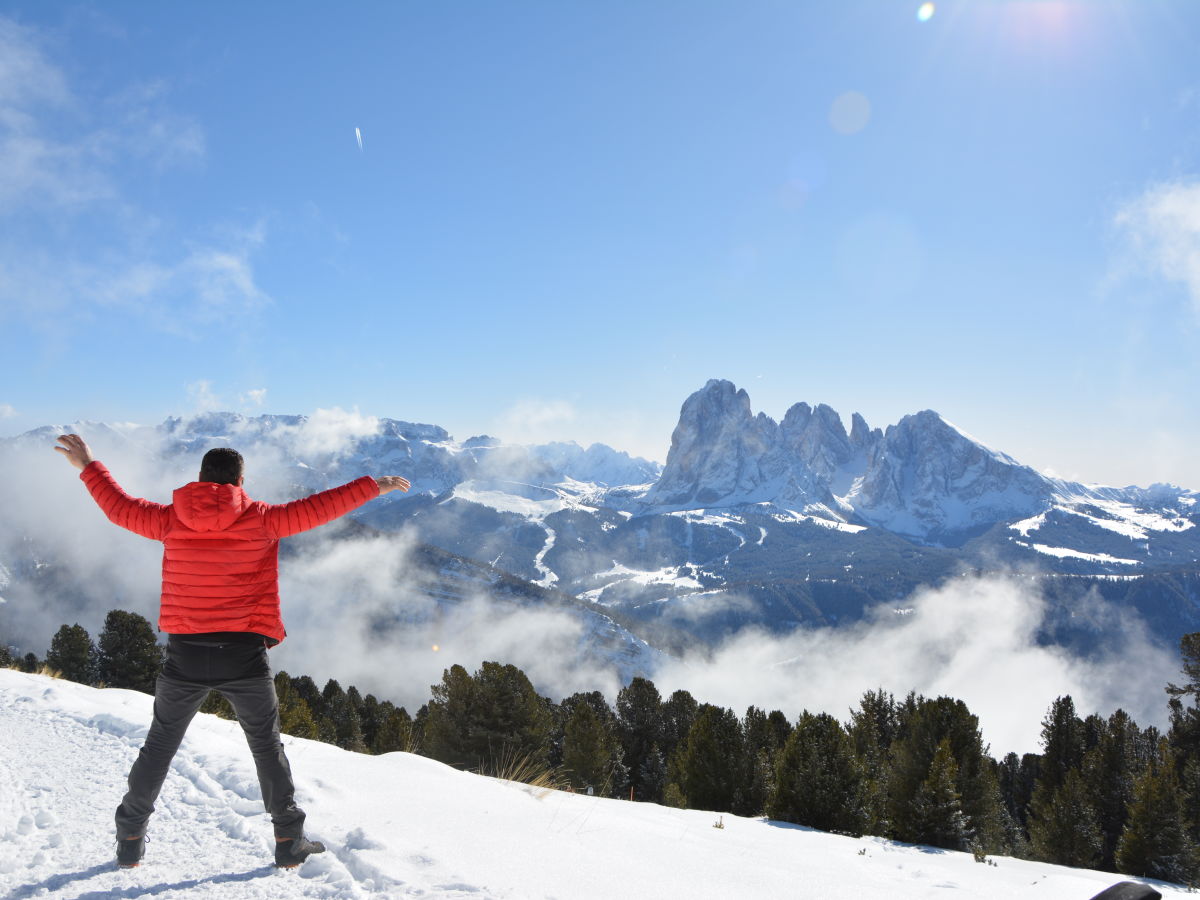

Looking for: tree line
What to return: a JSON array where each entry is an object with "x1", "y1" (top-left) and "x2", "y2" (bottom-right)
[{"x1": 5, "y1": 613, "x2": 1200, "y2": 886}]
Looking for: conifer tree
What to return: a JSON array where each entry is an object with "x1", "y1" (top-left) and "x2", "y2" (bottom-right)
[
  {"x1": 910, "y1": 739, "x2": 971, "y2": 850},
  {"x1": 282, "y1": 699, "x2": 318, "y2": 739},
  {"x1": 661, "y1": 689, "x2": 698, "y2": 762},
  {"x1": 97, "y1": 610, "x2": 161, "y2": 693},
  {"x1": 423, "y1": 662, "x2": 553, "y2": 771},
  {"x1": 616, "y1": 676, "x2": 666, "y2": 801},
  {"x1": 1116, "y1": 743, "x2": 1200, "y2": 886},
  {"x1": 997, "y1": 751, "x2": 1040, "y2": 834},
  {"x1": 888, "y1": 695, "x2": 1005, "y2": 852},
  {"x1": 1036, "y1": 695, "x2": 1085, "y2": 796},
  {"x1": 19, "y1": 651, "x2": 39, "y2": 673},
  {"x1": 317, "y1": 679, "x2": 345, "y2": 745},
  {"x1": 372, "y1": 705, "x2": 415, "y2": 755},
  {"x1": 669, "y1": 705, "x2": 749, "y2": 815},
  {"x1": 1028, "y1": 768, "x2": 1102, "y2": 868},
  {"x1": 770, "y1": 711, "x2": 868, "y2": 836},
  {"x1": 562, "y1": 701, "x2": 624, "y2": 796},
  {"x1": 0, "y1": 641, "x2": 12, "y2": 667},
  {"x1": 1082, "y1": 709, "x2": 1156, "y2": 870},
  {"x1": 554, "y1": 691, "x2": 618, "y2": 767},
  {"x1": 850, "y1": 689, "x2": 898, "y2": 834},
  {"x1": 45, "y1": 623, "x2": 97, "y2": 684},
  {"x1": 337, "y1": 685, "x2": 368, "y2": 752},
  {"x1": 291, "y1": 675, "x2": 324, "y2": 721}
]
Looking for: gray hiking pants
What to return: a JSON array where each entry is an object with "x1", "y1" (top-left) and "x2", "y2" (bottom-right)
[{"x1": 114, "y1": 635, "x2": 305, "y2": 841}]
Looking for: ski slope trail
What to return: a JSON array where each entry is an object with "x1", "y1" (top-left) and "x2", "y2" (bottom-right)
[{"x1": 0, "y1": 670, "x2": 1187, "y2": 899}]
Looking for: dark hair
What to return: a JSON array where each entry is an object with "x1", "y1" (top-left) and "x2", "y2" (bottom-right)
[{"x1": 199, "y1": 447, "x2": 244, "y2": 485}]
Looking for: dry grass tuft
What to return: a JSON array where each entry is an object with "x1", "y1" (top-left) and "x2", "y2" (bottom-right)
[{"x1": 479, "y1": 746, "x2": 569, "y2": 799}]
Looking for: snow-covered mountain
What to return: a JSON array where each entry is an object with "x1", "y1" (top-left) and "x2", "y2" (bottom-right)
[
  {"x1": 3, "y1": 380, "x2": 1198, "y2": 658},
  {"x1": 643, "y1": 379, "x2": 1196, "y2": 546},
  {"x1": 1, "y1": 669, "x2": 1187, "y2": 899}
]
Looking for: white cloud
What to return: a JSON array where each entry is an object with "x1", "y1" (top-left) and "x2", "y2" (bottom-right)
[
  {"x1": 0, "y1": 15, "x2": 266, "y2": 340},
  {"x1": 186, "y1": 379, "x2": 221, "y2": 413},
  {"x1": 240, "y1": 388, "x2": 268, "y2": 408},
  {"x1": 1115, "y1": 178, "x2": 1200, "y2": 313},
  {"x1": 293, "y1": 407, "x2": 381, "y2": 458},
  {"x1": 492, "y1": 399, "x2": 578, "y2": 445},
  {"x1": 654, "y1": 575, "x2": 1176, "y2": 757},
  {"x1": 0, "y1": 404, "x2": 14, "y2": 419}
]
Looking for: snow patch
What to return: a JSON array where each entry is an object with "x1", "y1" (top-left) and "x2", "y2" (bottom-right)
[{"x1": 1017, "y1": 542, "x2": 1141, "y2": 566}]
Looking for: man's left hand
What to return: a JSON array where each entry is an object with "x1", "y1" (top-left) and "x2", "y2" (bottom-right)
[{"x1": 55, "y1": 434, "x2": 95, "y2": 471}]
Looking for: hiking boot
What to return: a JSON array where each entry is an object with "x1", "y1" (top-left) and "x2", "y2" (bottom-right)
[
  {"x1": 274, "y1": 835, "x2": 325, "y2": 868},
  {"x1": 116, "y1": 835, "x2": 146, "y2": 868}
]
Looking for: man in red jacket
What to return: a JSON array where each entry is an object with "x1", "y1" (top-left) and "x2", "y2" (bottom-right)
[{"x1": 54, "y1": 433, "x2": 411, "y2": 869}]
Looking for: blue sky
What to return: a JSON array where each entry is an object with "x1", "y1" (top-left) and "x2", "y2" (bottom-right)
[{"x1": 2, "y1": 1, "x2": 1199, "y2": 488}]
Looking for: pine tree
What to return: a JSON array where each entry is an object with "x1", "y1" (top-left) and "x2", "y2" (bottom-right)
[
  {"x1": 291, "y1": 675, "x2": 325, "y2": 721},
  {"x1": 1028, "y1": 768, "x2": 1102, "y2": 868},
  {"x1": 279, "y1": 692, "x2": 318, "y2": 739},
  {"x1": 45, "y1": 623, "x2": 97, "y2": 684},
  {"x1": 423, "y1": 662, "x2": 553, "y2": 771},
  {"x1": 770, "y1": 711, "x2": 868, "y2": 836},
  {"x1": 19, "y1": 651, "x2": 39, "y2": 673},
  {"x1": 1081, "y1": 709, "x2": 1157, "y2": 870},
  {"x1": 360, "y1": 693, "x2": 382, "y2": 749},
  {"x1": 670, "y1": 705, "x2": 749, "y2": 815},
  {"x1": 562, "y1": 702, "x2": 624, "y2": 796},
  {"x1": 320, "y1": 680, "x2": 366, "y2": 752},
  {"x1": 661, "y1": 689, "x2": 698, "y2": 760},
  {"x1": 888, "y1": 695, "x2": 1006, "y2": 852},
  {"x1": 338, "y1": 685, "x2": 368, "y2": 752},
  {"x1": 997, "y1": 751, "x2": 1040, "y2": 834},
  {"x1": 616, "y1": 676, "x2": 666, "y2": 801},
  {"x1": 850, "y1": 689, "x2": 898, "y2": 834},
  {"x1": 1116, "y1": 743, "x2": 1200, "y2": 886},
  {"x1": 97, "y1": 610, "x2": 161, "y2": 692},
  {"x1": 372, "y1": 705, "x2": 415, "y2": 754},
  {"x1": 317, "y1": 679, "x2": 345, "y2": 745},
  {"x1": 910, "y1": 739, "x2": 971, "y2": 850},
  {"x1": 1036, "y1": 695, "x2": 1085, "y2": 796},
  {"x1": 553, "y1": 691, "x2": 618, "y2": 768}
]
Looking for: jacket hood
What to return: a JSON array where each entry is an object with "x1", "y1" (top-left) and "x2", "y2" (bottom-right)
[{"x1": 173, "y1": 481, "x2": 253, "y2": 532}]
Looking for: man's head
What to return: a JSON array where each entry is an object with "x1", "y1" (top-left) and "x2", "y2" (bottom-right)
[{"x1": 199, "y1": 447, "x2": 245, "y2": 486}]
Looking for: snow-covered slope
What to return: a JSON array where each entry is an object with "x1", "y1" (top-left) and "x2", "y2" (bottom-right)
[{"x1": 0, "y1": 669, "x2": 1184, "y2": 900}]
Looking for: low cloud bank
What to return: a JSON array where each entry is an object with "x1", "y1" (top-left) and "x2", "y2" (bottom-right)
[{"x1": 654, "y1": 575, "x2": 1177, "y2": 756}]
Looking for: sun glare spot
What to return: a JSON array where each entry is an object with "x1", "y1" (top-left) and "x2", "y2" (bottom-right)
[
  {"x1": 830, "y1": 91, "x2": 871, "y2": 136},
  {"x1": 917, "y1": 3, "x2": 935, "y2": 22},
  {"x1": 432, "y1": 644, "x2": 440, "y2": 652}
]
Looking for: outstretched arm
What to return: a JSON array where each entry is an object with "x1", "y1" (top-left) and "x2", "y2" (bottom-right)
[
  {"x1": 56, "y1": 434, "x2": 170, "y2": 540},
  {"x1": 264, "y1": 474, "x2": 410, "y2": 538}
]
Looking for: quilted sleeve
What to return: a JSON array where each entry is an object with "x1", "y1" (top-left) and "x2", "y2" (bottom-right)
[
  {"x1": 79, "y1": 461, "x2": 171, "y2": 541},
  {"x1": 262, "y1": 476, "x2": 380, "y2": 539}
]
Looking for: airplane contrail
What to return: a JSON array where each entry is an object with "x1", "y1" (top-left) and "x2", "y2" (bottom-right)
[{"x1": 355, "y1": 127, "x2": 363, "y2": 151}]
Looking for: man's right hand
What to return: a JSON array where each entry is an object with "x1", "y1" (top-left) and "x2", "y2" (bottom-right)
[{"x1": 375, "y1": 476, "x2": 411, "y2": 495}]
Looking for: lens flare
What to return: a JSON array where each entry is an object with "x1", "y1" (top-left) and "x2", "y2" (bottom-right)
[
  {"x1": 917, "y1": 2, "x2": 935, "y2": 22},
  {"x1": 829, "y1": 91, "x2": 871, "y2": 136}
]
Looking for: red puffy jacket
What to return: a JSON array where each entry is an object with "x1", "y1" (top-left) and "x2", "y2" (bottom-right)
[{"x1": 80, "y1": 461, "x2": 380, "y2": 644}]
